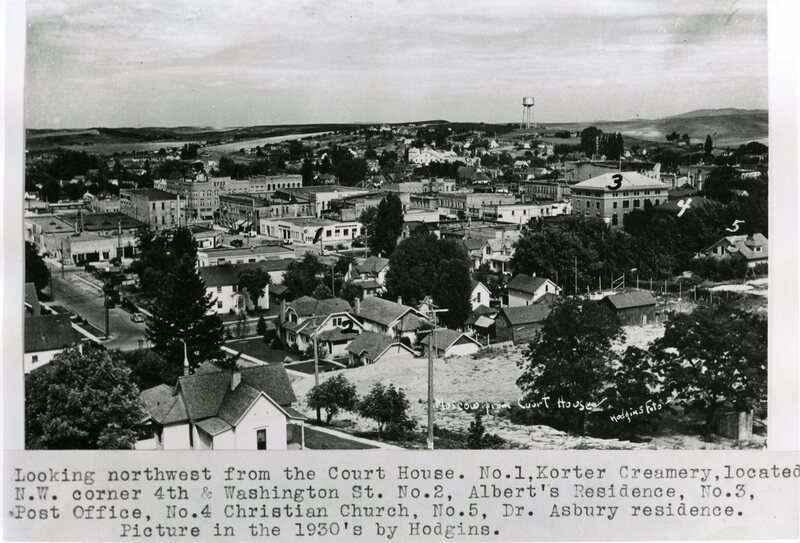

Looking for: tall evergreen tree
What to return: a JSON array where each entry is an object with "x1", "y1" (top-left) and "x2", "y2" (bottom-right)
[
  {"x1": 371, "y1": 193, "x2": 404, "y2": 256},
  {"x1": 25, "y1": 241, "x2": 50, "y2": 293},
  {"x1": 704, "y1": 134, "x2": 714, "y2": 156},
  {"x1": 146, "y1": 256, "x2": 224, "y2": 373}
]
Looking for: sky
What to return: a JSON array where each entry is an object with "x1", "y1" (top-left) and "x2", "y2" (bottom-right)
[{"x1": 24, "y1": 0, "x2": 768, "y2": 128}]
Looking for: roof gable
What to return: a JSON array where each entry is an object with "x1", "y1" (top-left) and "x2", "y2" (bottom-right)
[
  {"x1": 356, "y1": 296, "x2": 424, "y2": 327},
  {"x1": 288, "y1": 296, "x2": 351, "y2": 318},
  {"x1": 508, "y1": 274, "x2": 551, "y2": 294},
  {"x1": 603, "y1": 291, "x2": 657, "y2": 309},
  {"x1": 24, "y1": 314, "x2": 81, "y2": 353},
  {"x1": 500, "y1": 304, "x2": 553, "y2": 325},
  {"x1": 572, "y1": 171, "x2": 669, "y2": 191}
]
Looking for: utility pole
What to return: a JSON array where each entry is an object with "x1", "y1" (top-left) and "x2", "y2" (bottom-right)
[
  {"x1": 60, "y1": 240, "x2": 65, "y2": 278},
  {"x1": 573, "y1": 256, "x2": 577, "y2": 296},
  {"x1": 424, "y1": 304, "x2": 448, "y2": 450},
  {"x1": 313, "y1": 331, "x2": 321, "y2": 422},
  {"x1": 104, "y1": 288, "x2": 110, "y2": 339},
  {"x1": 330, "y1": 262, "x2": 336, "y2": 296}
]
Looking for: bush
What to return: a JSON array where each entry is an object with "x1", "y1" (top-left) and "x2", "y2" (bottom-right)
[{"x1": 270, "y1": 337, "x2": 283, "y2": 350}]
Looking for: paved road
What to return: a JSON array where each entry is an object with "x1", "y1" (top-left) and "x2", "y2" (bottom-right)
[{"x1": 46, "y1": 263, "x2": 146, "y2": 351}]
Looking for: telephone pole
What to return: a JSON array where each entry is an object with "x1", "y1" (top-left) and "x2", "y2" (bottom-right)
[{"x1": 424, "y1": 304, "x2": 448, "y2": 450}]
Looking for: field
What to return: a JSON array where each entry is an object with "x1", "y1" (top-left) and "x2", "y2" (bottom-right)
[
  {"x1": 290, "y1": 327, "x2": 668, "y2": 450},
  {"x1": 203, "y1": 132, "x2": 333, "y2": 153}
]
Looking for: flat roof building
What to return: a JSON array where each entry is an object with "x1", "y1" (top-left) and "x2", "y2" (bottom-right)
[{"x1": 570, "y1": 172, "x2": 669, "y2": 228}]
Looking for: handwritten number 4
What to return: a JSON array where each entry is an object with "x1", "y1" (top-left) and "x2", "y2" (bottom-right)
[
  {"x1": 606, "y1": 173, "x2": 623, "y2": 191},
  {"x1": 726, "y1": 220, "x2": 745, "y2": 233},
  {"x1": 676, "y1": 198, "x2": 692, "y2": 217}
]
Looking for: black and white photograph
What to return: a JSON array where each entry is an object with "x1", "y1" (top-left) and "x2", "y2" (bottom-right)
[{"x1": 20, "y1": 0, "x2": 773, "y2": 456}]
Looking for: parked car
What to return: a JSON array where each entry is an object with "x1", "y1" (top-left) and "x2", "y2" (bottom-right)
[
  {"x1": 130, "y1": 312, "x2": 145, "y2": 323},
  {"x1": 230, "y1": 239, "x2": 244, "y2": 247}
]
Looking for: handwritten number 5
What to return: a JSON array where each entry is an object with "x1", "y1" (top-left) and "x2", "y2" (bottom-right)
[{"x1": 726, "y1": 220, "x2": 745, "y2": 233}]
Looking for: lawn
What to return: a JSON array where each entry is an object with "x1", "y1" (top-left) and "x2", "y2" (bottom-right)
[
  {"x1": 224, "y1": 337, "x2": 297, "y2": 364},
  {"x1": 299, "y1": 426, "x2": 377, "y2": 450}
]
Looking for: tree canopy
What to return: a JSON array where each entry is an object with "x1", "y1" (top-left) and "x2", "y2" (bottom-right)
[
  {"x1": 385, "y1": 233, "x2": 472, "y2": 328},
  {"x1": 516, "y1": 298, "x2": 624, "y2": 435},
  {"x1": 357, "y1": 382, "x2": 416, "y2": 437},
  {"x1": 306, "y1": 374, "x2": 359, "y2": 424},
  {"x1": 361, "y1": 193, "x2": 404, "y2": 257},
  {"x1": 25, "y1": 345, "x2": 144, "y2": 449},
  {"x1": 25, "y1": 241, "x2": 50, "y2": 293},
  {"x1": 651, "y1": 301, "x2": 767, "y2": 438}
]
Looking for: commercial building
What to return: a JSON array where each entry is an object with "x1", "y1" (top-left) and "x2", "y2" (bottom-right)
[
  {"x1": 277, "y1": 186, "x2": 370, "y2": 217},
  {"x1": 197, "y1": 244, "x2": 295, "y2": 267},
  {"x1": 120, "y1": 188, "x2": 186, "y2": 229},
  {"x1": 259, "y1": 217, "x2": 363, "y2": 248},
  {"x1": 437, "y1": 193, "x2": 517, "y2": 220},
  {"x1": 570, "y1": 172, "x2": 670, "y2": 227},
  {"x1": 482, "y1": 202, "x2": 570, "y2": 224}
]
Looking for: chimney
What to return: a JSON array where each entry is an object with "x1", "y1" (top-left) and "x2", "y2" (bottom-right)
[
  {"x1": 355, "y1": 297, "x2": 361, "y2": 315},
  {"x1": 231, "y1": 370, "x2": 241, "y2": 391},
  {"x1": 397, "y1": 296, "x2": 403, "y2": 306}
]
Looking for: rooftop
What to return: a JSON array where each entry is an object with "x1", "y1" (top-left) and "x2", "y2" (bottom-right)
[
  {"x1": 499, "y1": 304, "x2": 553, "y2": 325},
  {"x1": 199, "y1": 244, "x2": 294, "y2": 258},
  {"x1": 508, "y1": 274, "x2": 551, "y2": 294},
  {"x1": 355, "y1": 296, "x2": 422, "y2": 327},
  {"x1": 25, "y1": 314, "x2": 82, "y2": 353},
  {"x1": 199, "y1": 261, "x2": 292, "y2": 287},
  {"x1": 345, "y1": 331, "x2": 410, "y2": 359},
  {"x1": 122, "y1": 188, "x2": 179, "y2": 200},
  {"x1": 602, "y1": 291, "x2": 658, "y2": 310},
  {"x1": 572, "y1": 172, "x2": 669, "y2": 191}
]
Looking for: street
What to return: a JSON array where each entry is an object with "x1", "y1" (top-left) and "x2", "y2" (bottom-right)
[{"x1": 46, "y1": 262, "x2": 146, "y2": 351}]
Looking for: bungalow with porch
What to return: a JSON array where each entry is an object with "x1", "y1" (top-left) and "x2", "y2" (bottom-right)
[
  {"x1": 700, "y1": 233, "x2": 768, "y2": 268},
  {"x1": 278, "y1": 297, "x2": 359, "y2": 357},
  {"x1": 137, "y1": 362, "x2": 306, "y2": 450}
]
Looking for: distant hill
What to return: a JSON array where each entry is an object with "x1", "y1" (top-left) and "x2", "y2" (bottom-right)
[
  {"x1": 548, "y1": 109, "x2": 767, "y2": 147},
  {"x1": 663, "y1": 108, "x2": 768, "y2": 119}
]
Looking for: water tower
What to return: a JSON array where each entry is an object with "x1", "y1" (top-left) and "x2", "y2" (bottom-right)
[{"x1": 521, "y1": 97, "x2": 536, "y2": 129}]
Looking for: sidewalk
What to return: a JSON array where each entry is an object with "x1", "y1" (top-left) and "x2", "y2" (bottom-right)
[{"x1": 302, "y1": 423, "x2": 404, "y2": 450}]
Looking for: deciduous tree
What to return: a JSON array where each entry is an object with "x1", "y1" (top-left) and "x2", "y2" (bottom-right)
[
  {"x1": 306, "y1": 374, "x2": 359, "y2": 424},
  {"x1": 357, "y1": 382, "x2": 416, "y2": 437},
  {"x1": 25, "y1": 345, "x2": 144, "y2": 449},
  {"x1": 517, "y1": 298, "x2": 624, "y2": 435},
  {"x1": 652, "y1": 301, "x2": 767, "y2": 439}
]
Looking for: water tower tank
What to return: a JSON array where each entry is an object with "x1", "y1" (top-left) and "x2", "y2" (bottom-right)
[{"x1": 522, "y1": 97, "x2": 535, "y2": 106}]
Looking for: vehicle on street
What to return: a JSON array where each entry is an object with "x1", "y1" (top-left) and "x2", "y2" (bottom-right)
[{"x1": 130, "y1": 312, "x2": 145, "y2": 323}]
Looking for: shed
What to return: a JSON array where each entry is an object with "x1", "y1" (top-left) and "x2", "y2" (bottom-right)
[{"x1": 600, "y1": 291, "x2": 660, "y2": 326}]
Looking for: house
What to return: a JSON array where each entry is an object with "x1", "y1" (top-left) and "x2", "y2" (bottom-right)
[
  {"x1": 353, "y1": 296, "x2": 428, "y2": 342},
  {"x1": 494, "y1": 304, "x2": 553, "y2": 343},
  {"x1": 24, "y1": 282, "x2": 41, "y2": 317},
  {"x1": 507, "y1": 274, "x2": 562, "y2": 306},
  {"x1": 346, "y1": 256, "x2": 390, "y2": 290},
  {"x1": 462, "y1": 238, "x2": 488, "y2": 269},
  {"x1": 420, "y1": 329, "x2": 482, "y2": 358},
  {"x1": 700, "y1": 234, "x2": 768, "y2": 268},
  {"x1": 600, "y1": 291, "x2": 661, "y2": 326},
  {"x1": 470, "y1": 280, "x2": 492, "y2": 310},
  {"x1": 24, "y1": 314, "x2": 84, "y2": 373},
  {"x1": 137, "y1": 363, "x2": 305, "y2": 450},
  {"x1": 279, "y1": 297, "x2": 360, "y2": 356},
  {"x1": 345, "y1": 331, "x2": 417, "y2": 367},
  {"x1": 199, "y1": 263, "x2": 271, "y2": 316},
  {"x1": 465, "y1": 305, "x2": 498, "y2": 341}
]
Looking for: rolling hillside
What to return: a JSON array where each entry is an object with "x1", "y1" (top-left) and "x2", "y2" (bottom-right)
[{"x1": 547, "y1": 109, "x2": 767, "y2": 147}]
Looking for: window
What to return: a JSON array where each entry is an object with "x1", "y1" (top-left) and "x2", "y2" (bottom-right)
[
  {"x1": 31, "y1": 355, "x2": 39, "y2": 364},
  {"x1": 612, "y1": 214, "x2": 618, "y2": 226},
  {"x1": 596, "y1": 201, "x2": 600, "y2": 209},
  {"x1": 325, "y1": 230, "x2": 332, "y2": 237},
  {"x1": 622, "y1": 200, "x2": 629, "y2": 208},
  {"x1": 476, "y1": 292, "x2": 481, "y2": 303},
  {"x1": 256, "y1": 429, "x2": 267, "y2": 450},
  {"x1": 217, "y1": 286, "x2": 222, "y2": 293},
  {"x1": 217, "y1": 301, "x2": 223, "y2": 308},
  {"x1": 613, "y1": 202, "x2": 618, "y2": 209},
  {"x1": 633, "y1": 199, "x2": 640, "y2": 208}
]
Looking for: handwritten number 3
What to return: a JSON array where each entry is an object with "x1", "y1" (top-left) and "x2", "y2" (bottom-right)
[{"x1": 607, "y1": 173, "x2": 622, "y2": 191}]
